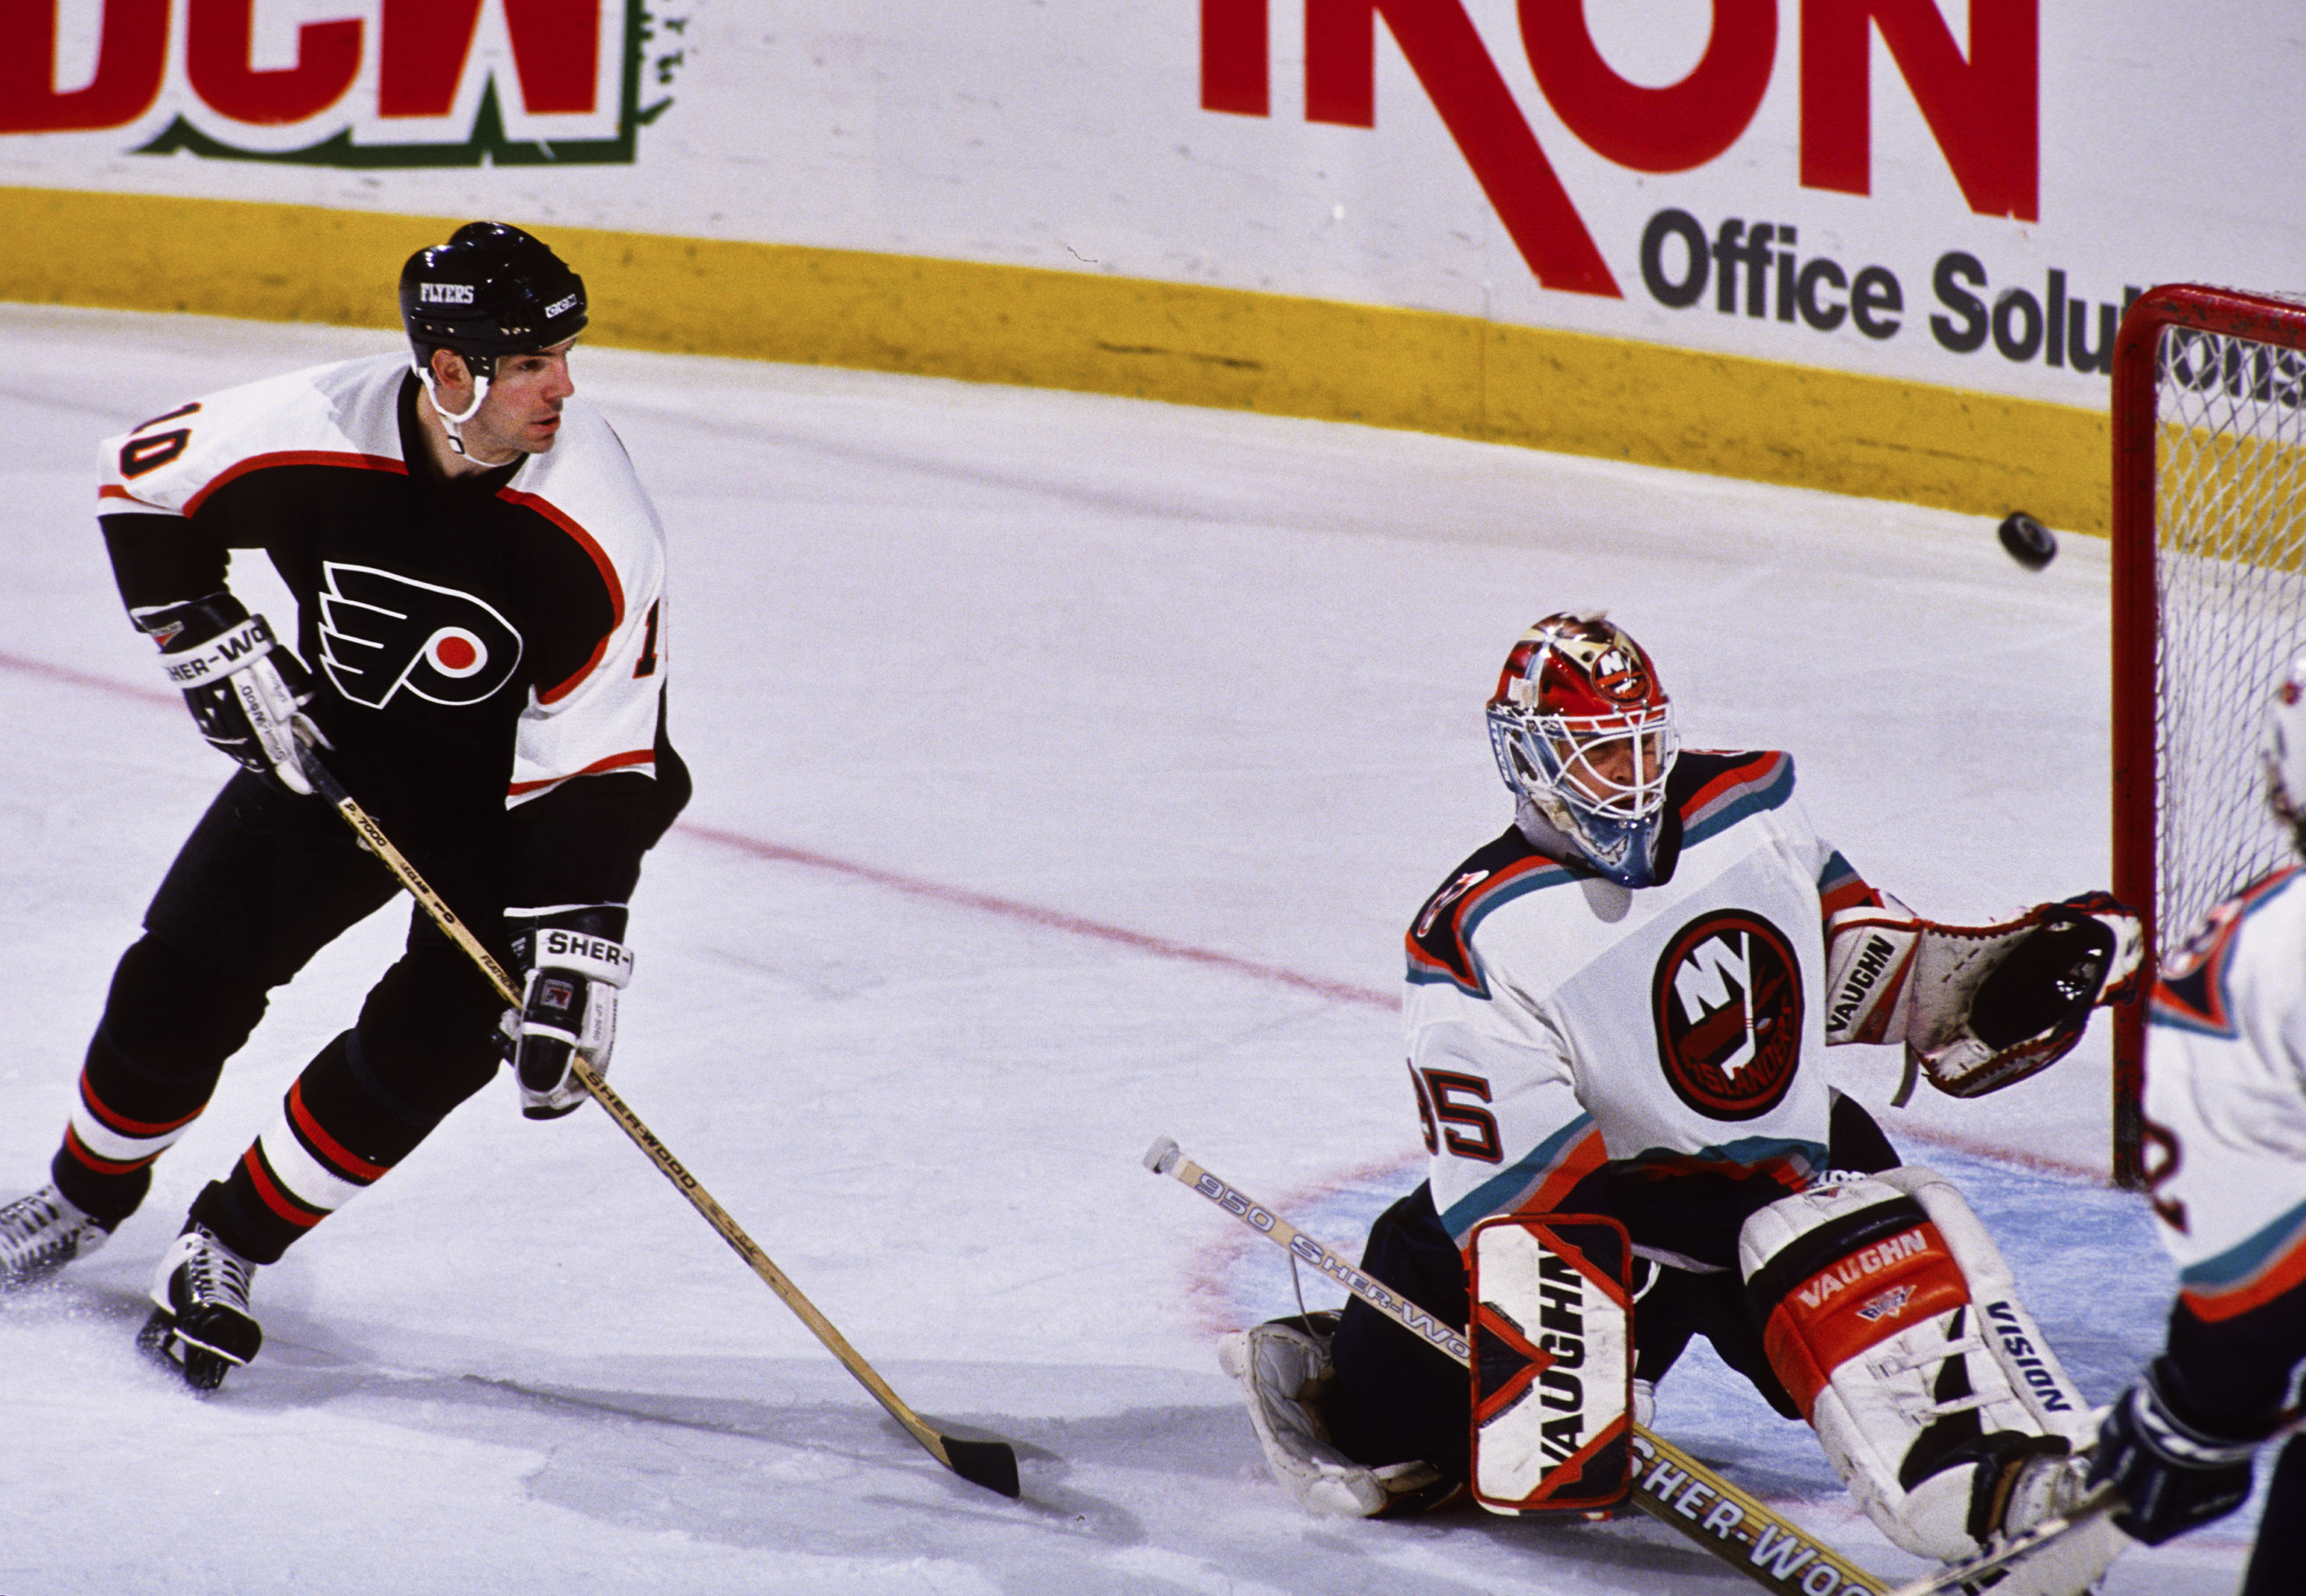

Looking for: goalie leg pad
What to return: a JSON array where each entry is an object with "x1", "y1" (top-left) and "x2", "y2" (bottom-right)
[
  {"x1": 1740, "y1": 1170, "x2": 2099, "y2": 1564},
  {"x1": 1467, "y1": 1215, "x2": 1634, "y2": 1515},
  {"x1": 1217, "y1": 1314, "x2": 1449, "y2": 1518}
]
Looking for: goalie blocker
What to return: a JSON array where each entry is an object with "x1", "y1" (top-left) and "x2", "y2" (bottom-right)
[{"x1": 1821, "y1": 893, "x2": 2142, "y2": 1101}]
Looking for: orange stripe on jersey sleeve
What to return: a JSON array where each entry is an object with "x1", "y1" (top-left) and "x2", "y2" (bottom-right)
[{"x1": 506, "y1": 746, "x2": 656, "y2": 797}]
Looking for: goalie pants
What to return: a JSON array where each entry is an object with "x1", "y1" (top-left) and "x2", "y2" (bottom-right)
[
  {"x1": 2243, "y1": 1435, "x2": 2306, "y2": 1596},
  {"x1": 50, "y1": 773, "x2": 509, "y2": 1263},
  {"x1": 1329, "y1": 1099, "x2": 1900, "y2": 1481},
  {"x1": 1327, "y1": 1184, "x2": 1801, "y2": 1482}
]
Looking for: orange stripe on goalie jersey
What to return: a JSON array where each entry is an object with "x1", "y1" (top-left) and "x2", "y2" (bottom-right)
[
  {"x1": 2183, "y1": 1215, "x2": 2306, "y2": 1325},
  {"x1": 1761, "y1": 1221, "x2": 1970, "y2": 1420},
  {"x1": 1507, "y1": 1125, "x2": 1611, "y2": 1223}
]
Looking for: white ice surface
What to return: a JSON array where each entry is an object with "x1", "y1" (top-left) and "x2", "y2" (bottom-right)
[{"x1": 0, "y1": 306, "x2": 2260, "y2": 1592}]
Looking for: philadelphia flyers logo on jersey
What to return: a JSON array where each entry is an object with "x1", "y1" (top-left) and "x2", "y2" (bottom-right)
[
  {"x1": 1650, "y1": 910, "x2": 1804, "y2": 1120},
  {"x1": 317, "y1": 562, "x2": 524, "y2": 709}
]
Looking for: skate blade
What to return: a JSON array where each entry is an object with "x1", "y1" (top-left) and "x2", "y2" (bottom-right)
[{"x1": 137, "y1": 1309, "x2": 242, "y2": 1392}]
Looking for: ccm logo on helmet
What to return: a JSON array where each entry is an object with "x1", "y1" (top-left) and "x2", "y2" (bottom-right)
[
  {"x1": 420, "y1": 282, "x2": 477, "y2": 304},
  {"x1": 317, "y1": 562, "x2": 523, "y2": 710}
]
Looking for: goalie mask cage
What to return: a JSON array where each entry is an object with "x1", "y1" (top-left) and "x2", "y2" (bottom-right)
[{"x1": 2112, "y1": 284, "x2": 2306, "y2": 1188}]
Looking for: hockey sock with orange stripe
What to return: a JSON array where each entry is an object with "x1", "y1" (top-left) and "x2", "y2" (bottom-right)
[
  {"x1": 52, "y1": 937, "x2": 265, "y2": 1227},
  {"x1": 200, "y1": 1029, "x2": 447, "y2": 1264}
]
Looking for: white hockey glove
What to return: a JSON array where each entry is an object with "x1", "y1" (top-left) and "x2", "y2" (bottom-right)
[
  {"x1": 1823, "y1": 892, "x2": 2143, "y2": 1100},
  {"x1": 136, "y1": 593, "x2": 328, "y2": 797},
  {"x1": 503, "y1": 907, "x2": 634, "y2": 1119}
]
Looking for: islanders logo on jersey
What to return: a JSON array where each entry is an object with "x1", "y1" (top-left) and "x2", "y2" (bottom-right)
[
  {"x1": 1649, "y1": 910, "x2": 1804, "y2": 1120},
  {"x1": 316, "y1": 563, "x2": 525, "y2": 711}
]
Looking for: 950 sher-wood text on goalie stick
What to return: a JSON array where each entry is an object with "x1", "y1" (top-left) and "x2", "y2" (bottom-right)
[
  {"x1": 300, "y1": 746, "x2": 1020, "y2": 1498},
  {"x1": 1146, "y1": 1135, "x2": 1886, "y2": 1596}
]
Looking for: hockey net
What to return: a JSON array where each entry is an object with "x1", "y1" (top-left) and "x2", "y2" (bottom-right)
[{"x1": 2112, "y1": 284, "x2": 2306, "y2": 1186}]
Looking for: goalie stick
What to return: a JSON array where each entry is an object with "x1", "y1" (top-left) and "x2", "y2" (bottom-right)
[
  {"x1": 1145, "y1": 1136, "x2": 1887, "y2": 1596},
  {"x1": 298, "y1": 749, "x2": 1020, "y2": 1500}
]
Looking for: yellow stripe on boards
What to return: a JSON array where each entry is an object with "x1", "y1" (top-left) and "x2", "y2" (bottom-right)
[{"x1": 0, "y1": 185, "x2": 2109, "y2": 533}]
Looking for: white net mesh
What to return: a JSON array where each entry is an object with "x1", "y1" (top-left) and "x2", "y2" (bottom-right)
[{"x1": 2153, "y1": 316, "x2": 2306, "y2": 946}]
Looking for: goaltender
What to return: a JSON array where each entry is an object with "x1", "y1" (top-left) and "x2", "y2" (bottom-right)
[{"x1": 1221, "y1": 613, "x2": 2139, "y2": 1593}]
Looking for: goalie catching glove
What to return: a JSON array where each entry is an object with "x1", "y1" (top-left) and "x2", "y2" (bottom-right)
[
  {"x1": 1822, "y1": 892, "x2": 2143, "y2": 1099},
  {"x1": 502, "y1": 907, "x2": 634, "y2": 1119},
  {"x1": 137, "y1": 593, "x2": 327, "y2": 797}
]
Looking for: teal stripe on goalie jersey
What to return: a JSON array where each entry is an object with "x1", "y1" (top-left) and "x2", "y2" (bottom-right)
[
  {"x1": 2177, "y1": 1195, "x2": 2306, "y2": 1297},
  {"x1": 1681, "y1": 751, "x2": 1795, "y2": 850},
  {"x1": 1405, "y1": 856, "x2": 1582, "y2": 995},
  {"x1": 2150, "y1": 867, "x2": 2302, "y2": 1041},
  {"x1": 1440, "y1": 1112, "x2": 1597, "y2": 1245},
  {"x1": 1440, "y1": 1128, "x2": 1829, "y2": 1247},
  {"x1": 1817, "y1": 849, "x2": 1861, "y2": 898}
]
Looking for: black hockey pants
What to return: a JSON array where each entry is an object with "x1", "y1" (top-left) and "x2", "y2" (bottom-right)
[{"x1": 51, "y1": 772, "x2": 509, "y2": 1262}]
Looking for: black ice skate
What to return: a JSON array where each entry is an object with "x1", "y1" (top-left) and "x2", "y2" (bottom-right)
[
  {"x1": 0, "y1": 1184, "x2": 112, "y2": 1290},
  {"x1": 138, "y1": 1224, "x2": 262, "y2": 1391}
]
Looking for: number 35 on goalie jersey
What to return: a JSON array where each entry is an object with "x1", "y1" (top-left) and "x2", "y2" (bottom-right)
[{"x1": 1402, "y1": 752, "x2": 1881, "y2": 1248}]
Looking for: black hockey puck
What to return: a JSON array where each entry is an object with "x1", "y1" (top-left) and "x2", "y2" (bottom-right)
[{"x1": 1998, "y1": 511, "x2": 2057, "y2": 570}]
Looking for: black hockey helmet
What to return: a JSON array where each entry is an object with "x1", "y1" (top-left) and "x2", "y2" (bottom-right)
[{"x1": 398, "y1": 222, "x2": 587, "y2": 380}]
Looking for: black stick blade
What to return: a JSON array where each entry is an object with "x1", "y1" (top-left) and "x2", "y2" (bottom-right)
[{"x1": 938, "y1": 1436, "x2": 1020, "y2": 1498}]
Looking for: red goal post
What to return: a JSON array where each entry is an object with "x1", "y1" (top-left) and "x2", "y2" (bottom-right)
[{"x1": 2111, "y1": 284, "x2": 2306, "y2": 1188}]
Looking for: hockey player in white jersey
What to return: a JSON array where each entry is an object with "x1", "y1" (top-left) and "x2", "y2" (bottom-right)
[
  {"x1": 1221, "y1": 613, "x2": 2140, "y2": 1586},
  {"x1": 2086, "y1": 653, "x2": 2306, "y2": 1593}
]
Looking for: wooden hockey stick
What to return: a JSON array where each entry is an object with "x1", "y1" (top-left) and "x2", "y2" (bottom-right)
[
  {"x1": 299, "y1": 751, "x2": 1020, "y2": 1498},
  {"x1": 1146, "y1": 1136, "x2": 1887, "y2": 1596}
]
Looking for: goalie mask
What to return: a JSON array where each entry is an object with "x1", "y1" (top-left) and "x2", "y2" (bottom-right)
[
  {"x1": 2268, "y1": 649, "x2": 2306, "y2": 855},
  {"x1": 1487, "y1": 613, "x2": 1679, "y2": 887}
]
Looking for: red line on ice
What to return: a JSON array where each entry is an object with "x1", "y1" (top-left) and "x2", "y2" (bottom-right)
[
  {"x1": 3, "y1": 647, "x2": 2100, "y2": 1182},
  {"x1": 675, "y1": 820, "x2": 1394, "y2": 1011}
]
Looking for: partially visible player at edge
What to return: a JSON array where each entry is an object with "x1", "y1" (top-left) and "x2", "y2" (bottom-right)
[
  {"x1": 1221, "y1": 613, "x2": 2141, "y2": 1591},
  {"x1": 2085, "y1": 652, "x2": 2306, "y2": 1591},
  {"x1": 0, "y1": 222, "x2": 690, "y2": 1390}
]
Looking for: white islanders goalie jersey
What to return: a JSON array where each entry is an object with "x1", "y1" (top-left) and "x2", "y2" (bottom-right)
[
  {"x1": 2143, "y1": 864, "x2": 2306, "y2": 1327},
  {"x1": 1404, "y1": 751, "x2": 1881, "y2": 1256}
]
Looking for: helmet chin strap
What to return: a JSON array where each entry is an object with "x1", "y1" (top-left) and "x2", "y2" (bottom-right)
[{"x1": 415, "y1": 361, "x2": 496, "y2": 458}]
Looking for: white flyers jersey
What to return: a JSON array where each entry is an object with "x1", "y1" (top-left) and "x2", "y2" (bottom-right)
[
  {"x1": 2142, "y1": 865, "x2": 2306, "y2": 1327},
  {"x1": 98, "y1": 352, "x2": 670, "y2": 817},
  {"x1": 1404, "y1": 751, "x2": 1881, "y2": 1249}
]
